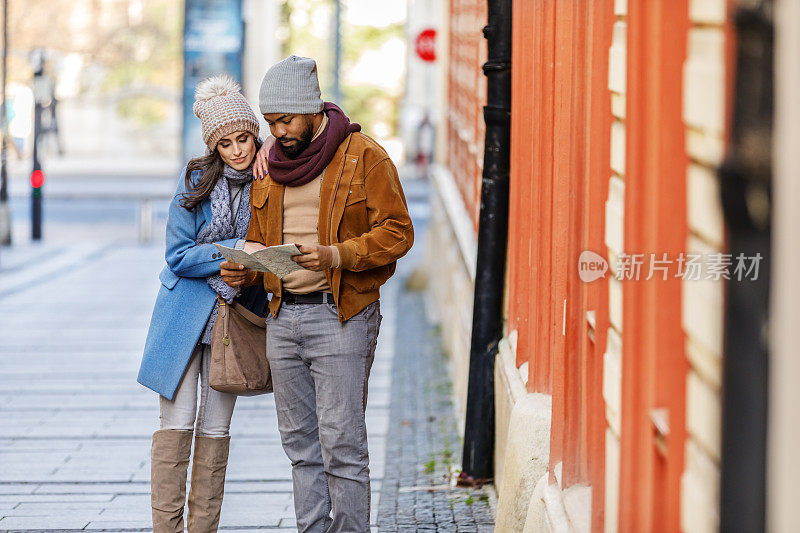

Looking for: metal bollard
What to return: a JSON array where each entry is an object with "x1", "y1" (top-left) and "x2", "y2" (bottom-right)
[{"x1": 138, "y1": 199, "x2": 152, "y2": 243}]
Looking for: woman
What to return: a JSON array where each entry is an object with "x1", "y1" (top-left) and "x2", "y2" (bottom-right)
[{"x1": 137, "y1": 75, "x2": 268, "y2": 532}]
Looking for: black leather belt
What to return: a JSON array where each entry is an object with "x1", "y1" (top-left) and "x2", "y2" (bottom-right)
[{"x1": 281, "y1": 291, "x2": 334, "y2": 305}]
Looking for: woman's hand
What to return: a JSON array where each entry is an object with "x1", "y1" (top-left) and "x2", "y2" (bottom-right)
[
  {"x1": 253, "y1": 136, "x2": 276, "y2": 180},
  {"x1": 220, "y1": 261, "x2": 249, "y2": 287}
]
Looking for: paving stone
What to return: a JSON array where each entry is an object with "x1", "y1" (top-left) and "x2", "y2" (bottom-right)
[
  {"x1": 84, "y1": 520, "x2": 154, "y2": 530},
  {"x1": 375, "y1": 274, "x2": 496, "y2": 530},
  {"x1": 0, "y1": 516, "x2": 91, "y2": 529}
]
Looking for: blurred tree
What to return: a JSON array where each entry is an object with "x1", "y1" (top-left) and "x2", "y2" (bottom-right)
[
  {"x1": 282, "y1": 0, "x2": 405, "y2": 139},
  {"x1": 341, "y1": 22, "x2": 403, "y2": 139},
  {"x1": 4, "y1": 0, "x2": 181, "y2": 127},
  {"x1": 283, "y1": 0, "x2": 334, "y2": 92}
]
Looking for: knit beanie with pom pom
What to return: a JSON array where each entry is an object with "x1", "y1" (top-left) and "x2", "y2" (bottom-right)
[{"x1": 192, "y1": 75, "x2": 259, "y2": 150}]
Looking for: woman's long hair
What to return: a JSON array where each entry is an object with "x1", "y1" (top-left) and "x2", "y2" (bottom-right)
[{"x1": 180, "y1": 135, "x2": 262, "y2": 211}]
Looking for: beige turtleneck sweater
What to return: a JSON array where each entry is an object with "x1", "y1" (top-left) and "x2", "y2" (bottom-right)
[{"x1": 281, "y1": 113, "x2": 340, "y2": 294}]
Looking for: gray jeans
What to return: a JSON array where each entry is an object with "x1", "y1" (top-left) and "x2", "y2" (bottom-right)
[
  {"x1": 267, "y1": 300, "x2": 381, "y2": 533},
  {"x1": 159, "y1": 343, "x2": 237, "y2": 438}
]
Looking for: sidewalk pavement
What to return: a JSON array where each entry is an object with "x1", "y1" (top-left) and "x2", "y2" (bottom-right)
[
  {"x1": 0, "y1": 176, "x2": 496, "y2": 531},
  {"x1": 0, "y1": 238, "x2": 313, "y2": 530},
  {"x1": 377, "y1": 282, "x2": 495, "y2": 532}
]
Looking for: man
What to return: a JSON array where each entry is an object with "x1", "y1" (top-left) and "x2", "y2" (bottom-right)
[{"x1": 220, "y1": 55, "x2": 413, "y2": 532}]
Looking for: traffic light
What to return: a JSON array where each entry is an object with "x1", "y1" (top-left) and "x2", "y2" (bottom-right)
[
  {"x1": 30, "y1": 169, "x2": 45, "y2": 189},
  {"x1": 30, "y1": 167, "x2": 43, "y2": 241},
  {"x1": 31, "y1": 48, "x2": 44, "y2": 241}
]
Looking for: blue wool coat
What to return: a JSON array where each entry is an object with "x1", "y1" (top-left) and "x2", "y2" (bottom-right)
[{"x1": 137, "y1": 169, "x2": 245, "y2": 400}]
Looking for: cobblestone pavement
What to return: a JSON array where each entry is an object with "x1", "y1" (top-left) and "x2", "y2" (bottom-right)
[
  {"x1": 376, "y1": 279, "x2": 496, "y2": 532},
  {"x1": 0, "y1": 177, "x2": 432, "y2": 531}
]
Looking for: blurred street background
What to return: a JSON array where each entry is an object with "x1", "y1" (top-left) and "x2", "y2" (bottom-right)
[
  {"x1": 0, "y1": 0, "x2": 489, "y2": 531},
  {"x1": 2, "y1": 0, "x2": 798, "y2": 532},
  {"x1": 0, "y1": 0, "x2": 432, "y2": 247}
]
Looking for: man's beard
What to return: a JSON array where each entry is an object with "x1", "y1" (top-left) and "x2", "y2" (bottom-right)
[{"x1": 279, "y1": 119, "x2": 315, "y2": 159}]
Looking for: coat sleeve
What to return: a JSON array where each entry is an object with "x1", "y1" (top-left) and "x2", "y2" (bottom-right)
[
  {"x1": 164, "y1": 169, "x2": 239, "y2": 278},
  {"x1": 333, "y1": 157, "x2": 414, "y2": 271}
]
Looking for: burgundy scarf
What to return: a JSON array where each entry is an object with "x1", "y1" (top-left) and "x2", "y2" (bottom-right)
[{"x1": 268, "y1": 102, "x2": 361, "y2": 187}]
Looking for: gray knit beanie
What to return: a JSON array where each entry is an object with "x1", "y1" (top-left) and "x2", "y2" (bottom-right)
[{"x1": 259, "y1": 55, "x2": 324, "y2": 115}]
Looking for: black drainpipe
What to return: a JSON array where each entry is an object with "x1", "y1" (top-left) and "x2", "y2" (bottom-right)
[
  {"x1": 459, "y1": 0, "x2": 512, "y2": 483},
  {"x1": 718, "y1": 2, "x2": 773, "y2": 531}
]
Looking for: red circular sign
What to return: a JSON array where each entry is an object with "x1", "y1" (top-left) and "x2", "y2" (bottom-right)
[
  {"x1": 415, "y1": 29, "x2": 437, "y2": 62},
  {"x1": 31, "y1": 169, "x2": 45, "y2": 188}
]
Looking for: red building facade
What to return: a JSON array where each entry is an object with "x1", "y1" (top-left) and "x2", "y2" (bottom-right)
[{"x1": 427, "y1": 0, "x2": 745, "y2": 530}]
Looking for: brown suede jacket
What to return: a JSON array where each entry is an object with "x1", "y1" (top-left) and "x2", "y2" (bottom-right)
[{"x1": 244, "y1": 132, "x2": 414, "y2": 321}]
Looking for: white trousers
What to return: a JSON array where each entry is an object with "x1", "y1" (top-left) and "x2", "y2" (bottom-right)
[{"x1": 158, "y1": 344, "x2": 237, "y2": 438}]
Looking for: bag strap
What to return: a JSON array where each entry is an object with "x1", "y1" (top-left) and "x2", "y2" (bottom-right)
[
  {"x1": 230, "y1": 302, "x2": 267, "y2": 328},
  {"x1": 217, "y1": 294, "x2": 267, "y2": 328}
]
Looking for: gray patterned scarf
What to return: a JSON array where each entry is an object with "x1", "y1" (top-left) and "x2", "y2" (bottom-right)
[{"x1": 196, "y1": 163, "x2": 253, "y2": 344}]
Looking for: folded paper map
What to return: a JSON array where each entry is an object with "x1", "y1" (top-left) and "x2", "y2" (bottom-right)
[{"x1": 214, "y1": 243, "x2": 305, "y2": 279}]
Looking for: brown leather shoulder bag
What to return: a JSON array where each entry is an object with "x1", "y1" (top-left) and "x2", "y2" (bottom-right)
[{"x1": 210, "y1": 297, "x2": 272, "y2": 395}]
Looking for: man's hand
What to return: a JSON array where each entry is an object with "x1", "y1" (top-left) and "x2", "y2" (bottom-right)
[
  {"x1": 292, "y1": 244, "x2": 334, "y2": 271},
  {"x1": 221, "y1": 261, "x2": 249, "y2": 287},
  {"x1": 253, "y1": 136, "x2": 276, "y2": 180}
]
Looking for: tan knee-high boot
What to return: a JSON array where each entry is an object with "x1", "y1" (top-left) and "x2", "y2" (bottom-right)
[
  {"x1": 187, "y1": 435, "x2": 231, "y2": 532},
  {"x1": 151, "y1": 429, "x2": 193, "y2": 533}
]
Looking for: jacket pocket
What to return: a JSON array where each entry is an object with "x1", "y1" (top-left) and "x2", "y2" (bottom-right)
[
  {"x1": 158, "y1": 266, "x2": 180, "y2": 290},
  {"x1": 252, "y1": 185, "x2": 269, "y2": 209},
  {"x1": 340, "y1": 183, "x2": 369, "y2": 239},
  {"x1": 345, "y1": 183, "x2": 366, "y2": 206}
]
